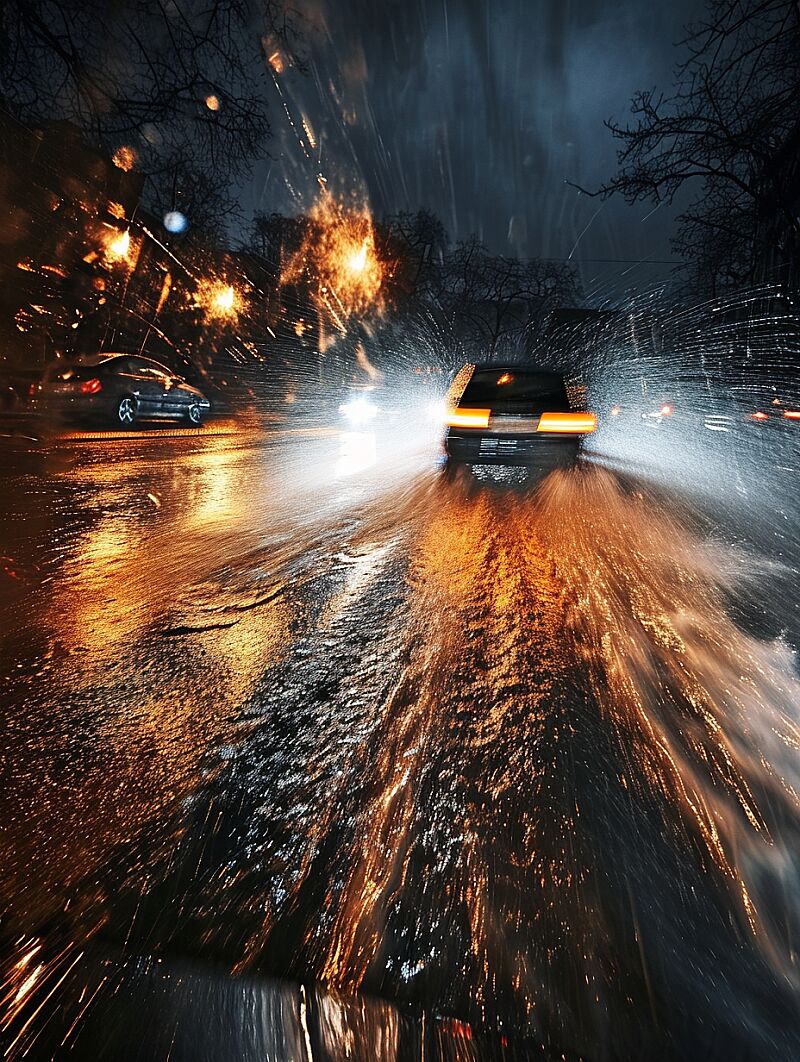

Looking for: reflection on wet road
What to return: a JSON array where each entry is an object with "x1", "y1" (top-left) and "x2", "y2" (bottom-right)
[{"x1": 1, "y1": 421, "x2": 799, "y2": 1060}]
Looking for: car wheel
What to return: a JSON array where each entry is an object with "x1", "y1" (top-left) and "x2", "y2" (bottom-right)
[
  {"x1": 116, "y1": 395, "x2": 137, "y2": 427},
  {"x1": 187, "y1": 403, "x2": 203, "y2": 426}
]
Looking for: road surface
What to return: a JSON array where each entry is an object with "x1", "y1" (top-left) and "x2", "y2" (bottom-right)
[{"x1": 1, "y1": 413, "x2": 799, "y2": 1060}]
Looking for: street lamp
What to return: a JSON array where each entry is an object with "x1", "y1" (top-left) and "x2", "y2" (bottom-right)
[
  {"x1": 197, "y1": 279, "x2": 242, "y2": 322},
  {"x1": 345, "y1": 240, "x2": 368, "y2": 275},
  {"x1": 107, "y1": 229, "x2": 131, "y2": 261},
  {"x1": 213, "y1": 285, "x2": 235, "y2": 312}
]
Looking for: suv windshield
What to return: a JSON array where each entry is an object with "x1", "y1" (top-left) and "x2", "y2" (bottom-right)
[{"x1": 460, "y1": 369, "x2": 571, "y2": 413}]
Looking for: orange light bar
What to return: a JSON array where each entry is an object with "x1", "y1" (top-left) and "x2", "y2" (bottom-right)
[
  {"x1": 784, "y1": 410, "x2": 800, "y2": 420},
  {"x1": 446, "y1": 408, "x2": 491, "y2": 429},
  {"x1": 537, "y1": 411, "x2": 597, "y2": 434}
]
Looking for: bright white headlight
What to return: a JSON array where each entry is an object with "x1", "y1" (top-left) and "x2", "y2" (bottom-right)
[{"x1": 340, "y1": 397, "x2": 378, "y2": 425}]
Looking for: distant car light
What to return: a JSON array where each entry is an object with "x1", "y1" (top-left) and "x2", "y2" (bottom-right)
[
  {"x1": 660, "y1": 404, "x2": 672, "y2": 416},
  {"x1": 610, "y1": 405, "x2": 621, "y2": 416},
  {"x1": 446, "y1": 408, "x2": 491, "y2": 429},
  {"x1": 537, "y1": 411, "x2": 597, "y2": 434},
  {"x1": 783, "y1": 410, "x2": 800, "y2": 420},
  {"x1": 340, "y1": 396, "x2": 378, "y2": 425},
  {"x1": 80, "y1": 377, "x2": 102, "y2": 395},
  {"x1": 751, "y1": 411, "x2": 768, "y2": 421}
]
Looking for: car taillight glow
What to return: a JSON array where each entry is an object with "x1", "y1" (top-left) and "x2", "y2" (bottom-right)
[
  {"x1": 446, "y1": 408, "x2": 491, "y2": 429},
  {"x1": 80, "y1": 377, "x2": 102, "y2": 394},
  {"x1": 783, "y1": 410, "x2": 800, "y2": 420},
  {"x1": 660, "y1": 404, "x2": 672, "y2": 416},
  {"x1": 537, "y1": 411, "x2": 597, "y2": 434},
  {"x1": 751, "y1": 411, "x2": 768, "y2": 421}
]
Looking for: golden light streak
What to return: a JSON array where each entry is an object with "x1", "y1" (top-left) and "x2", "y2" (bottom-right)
[{"x1": 301, "y1": 114, "x2": 317, "y2": 149}]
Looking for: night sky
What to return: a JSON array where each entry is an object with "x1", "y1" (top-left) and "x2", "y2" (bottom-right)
[{"x1": 244, "y1": 0, "x2": 701, "y2": 297}]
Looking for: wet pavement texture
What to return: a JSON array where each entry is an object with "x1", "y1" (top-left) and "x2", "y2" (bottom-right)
[{"x1": 1, "y1": 418, "x2": 799, "y2": 1060}]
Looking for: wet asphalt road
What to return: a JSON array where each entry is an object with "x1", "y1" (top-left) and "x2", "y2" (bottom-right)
[{"x1": 1, "y1": 414, "x2": 799, "y2": 1061}]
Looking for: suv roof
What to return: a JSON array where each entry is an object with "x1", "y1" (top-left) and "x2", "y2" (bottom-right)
[{"x1": 469, "y1": 363, "x2": 564, "y2": 376}]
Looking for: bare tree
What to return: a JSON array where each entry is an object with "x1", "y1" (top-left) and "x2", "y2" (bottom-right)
[
  {"x1": 0, "y1": 0, "x2": 306, "y2": 225},
  {"x1": 379, "y1": 210, "x2": 448, "y2": 301},
  {"x1": 576, "y1": 0, "x2": 800, "y2": 292},
  {"x1": 441, "y1": 236, "x2": 578, "y2": 356},
  {"x1": 249, "y1": 210, "x2": 308, "y2": 269}
]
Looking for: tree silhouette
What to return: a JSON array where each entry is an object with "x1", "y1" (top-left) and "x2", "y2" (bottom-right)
[
  {"x1": 0, "y1": 1, "x2": 306, "y2": 225},
  {"x1": 441, "y1": 236, "x2": 578, "y2": 356},
  {"x1": 577, "y1": 0, "x2": 800, "y2": 292}
]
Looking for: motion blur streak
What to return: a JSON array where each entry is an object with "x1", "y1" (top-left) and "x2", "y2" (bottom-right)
[
  {"x1": 289, "y1": 468, "x2": 800, "y2": 1054},
  {"x1": 1, "y1": 410, "x2": 799, "y2": 1059}
]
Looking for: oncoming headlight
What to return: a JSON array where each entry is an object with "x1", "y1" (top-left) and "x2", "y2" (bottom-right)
[{"x1": 340, "y1": 396, "x2": 379, "y2": 425}]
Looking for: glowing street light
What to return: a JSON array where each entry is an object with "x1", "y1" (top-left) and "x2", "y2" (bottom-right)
[
  {"x1": 346, "y1": 240, "x2": 369, "y2": 275},
  {"x1": 107, "y1": 229, "x2": 131, "y2": 261},
  {"x1": 197, "y1": 279, "x2": 242, "y2": 322},
  {"x1": 281, "y1": 193, "x2": 384, "y2": 335},
  {"x1": 214, "y1": 285, "x2": 235, "y2": 311}
]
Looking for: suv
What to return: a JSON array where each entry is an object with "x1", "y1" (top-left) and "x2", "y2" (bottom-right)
[{"x1": 443, "y1": 363, "x2": 595, "y2": 470}]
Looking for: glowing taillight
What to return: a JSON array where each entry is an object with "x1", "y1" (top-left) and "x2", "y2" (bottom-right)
[
  {"x1": 537, "y1": 411, "x2": 597, "y2": 434},
  {"x1": 783, "y1": 410, "x2": 800, "y2": 420},
  {"x1": 80, "y1": 377, "x2": 102, "y2": 395},
  {"x1": 446, "y1": 408, "x2": 491, "y2": 429},
  {"x1": 28, "y1": 383, "x2": 38, "y2": 397},
  {"x1": 751, "y1": 411, "x2": 768, "y2": 421},
  {"x1": 661, "y1": 404, "x2": 672, "y2": 416}
]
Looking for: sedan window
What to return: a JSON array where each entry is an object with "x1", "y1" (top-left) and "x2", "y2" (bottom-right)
[{"x1": 124, "y1": 359, "x2": 170, "y2": 381}]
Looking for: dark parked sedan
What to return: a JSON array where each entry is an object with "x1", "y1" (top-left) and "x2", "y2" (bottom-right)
[
  {"x1": 443, "y1": 363, "x2": 596, "y2": 470},
  {"x1": 32, "y1": 353, "x2": 211, "y2": 427}
]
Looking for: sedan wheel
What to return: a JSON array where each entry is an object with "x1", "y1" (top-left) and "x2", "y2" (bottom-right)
[
  {"x1": 116, "y1": 396, "x2": 137, "y2": 427},
  {"x1": 187, "y1": 403, "x2": 203, "y2": 426}
]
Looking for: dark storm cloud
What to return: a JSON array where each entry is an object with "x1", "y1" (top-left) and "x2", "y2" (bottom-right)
[{"x1": 245, "y1": 0, "x2": 702, "y2": 293}]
